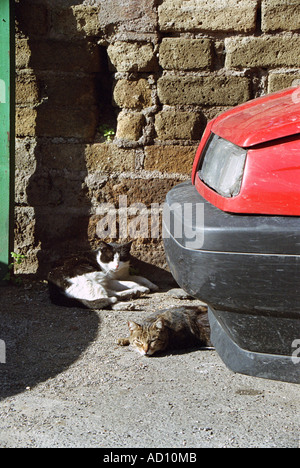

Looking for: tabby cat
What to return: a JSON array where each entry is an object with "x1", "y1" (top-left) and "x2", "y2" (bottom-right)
[
  {"x1": 48, "y1": 241, "x2": 158, "y2": 309},
  {"x1": 117, "y1": 305, "x2": 212, "y2": 356}
]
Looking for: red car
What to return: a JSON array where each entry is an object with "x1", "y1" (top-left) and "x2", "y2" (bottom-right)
[{"x1": 163, "y1": 87, "x2": 300, "y2": 383}]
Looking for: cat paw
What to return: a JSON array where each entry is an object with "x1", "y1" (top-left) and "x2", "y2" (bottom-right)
[
  {"x1": 117, "y1": 338, "x2": 130, "y2": 346},
  {"x1": 116, "y1": 287, "x2": 149, "y2": 299},
  {"x1": 112, "y1": 302, "x2": 138, "y2": 311},
  {"x1": 109, "y1": 296, "x2": 118, "y2": 304},
  {"x1": 129, "y1": 287, "x2": 150, "y2": 298},
  {"x1": 137, "y1": 286, "x2": 150, "y2": 295}
]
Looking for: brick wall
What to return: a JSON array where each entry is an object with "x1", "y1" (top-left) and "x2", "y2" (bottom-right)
[{"x1": 15, "y1": 0, "x2": 300, "y2": 275}]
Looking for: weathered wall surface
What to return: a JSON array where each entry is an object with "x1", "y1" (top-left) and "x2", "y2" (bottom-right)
[{"x1": 15, "y1": 0, "x2": 300, "y2": 275}]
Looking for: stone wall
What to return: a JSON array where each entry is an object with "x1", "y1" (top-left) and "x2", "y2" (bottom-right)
[{"x1": 15, "y1": 0, "x2": 300, "y2": 275}]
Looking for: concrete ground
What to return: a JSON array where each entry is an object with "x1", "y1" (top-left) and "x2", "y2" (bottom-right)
[{"x1": 0, "y1": 279, "x2": 299, "y2": 448}]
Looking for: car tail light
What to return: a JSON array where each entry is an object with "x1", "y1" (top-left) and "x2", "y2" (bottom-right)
[{"x1": 198, "y1": 133, "x2": 247, "y2": 198}]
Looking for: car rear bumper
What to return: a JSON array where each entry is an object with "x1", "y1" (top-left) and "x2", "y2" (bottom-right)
[{"x1": 162, "y1": 181, "x2": 300, "y2": 383}]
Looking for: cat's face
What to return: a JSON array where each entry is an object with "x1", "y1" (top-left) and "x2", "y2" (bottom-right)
[
  {"x1": 128, "y1": 319, "x2": 168, "y2": 356},
  {"x1": 96, "y1": 241, "x2": 132, "y2": 274}
]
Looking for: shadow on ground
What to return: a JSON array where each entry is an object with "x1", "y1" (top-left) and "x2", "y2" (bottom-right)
[
  {"x1": 0, "y1": 260, "x2": 177, "y2": 400},
  {"x1": 0, "y1": 282, "x2": 99, "y2": 399}
]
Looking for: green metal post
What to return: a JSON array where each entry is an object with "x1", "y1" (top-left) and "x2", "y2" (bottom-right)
[{"x1": 0, "y1": 0, "x2": 14, "y2": 280}]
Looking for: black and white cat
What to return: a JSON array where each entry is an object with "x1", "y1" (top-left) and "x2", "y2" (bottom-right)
[{"x1": 48, "y1": 241, "x2": 158, "y2": 309}]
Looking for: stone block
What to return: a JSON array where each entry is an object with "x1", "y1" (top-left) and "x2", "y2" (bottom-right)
[
  {"x1": 72, "y1": 5, "x2": 102, "y2": 36},
  {"x1": 87, "y1": 177, "x2": 182, "y2": 247},
  {"x1": 116, "y1": 111, "x2": 145, "y2": 141},
  {"x1": 108, "y1": 42, "x2": 158, "y2": 72},
  {"x1": 25, "y1": 171, "x2": 60, "y2": 207},
  {"x1": 15, "y1": 170, "x2": 32, "y2": 206},
  {"x1": 113, "y1": 79, "x2": 153, "y2": 109},
  {"x1": 144, "y1": 145, "x2": 198, "y2": 174},
  {"x1": 16, "y1": 107, "x2": 37, "y2": 137},
  {"x1": 157, "y1": 75, "x2": 250, "y2": 106},
  {"x1": 15, "y1": 138, "x2": 38, "y2": 206},
  {"x1": 16, "y1": 2, "x2": 49, "y2": 37},
  {"x1": 36, "y1": 104, "x2": 98, "y2": 139},
  {"x1": 15, "y1": 138, "x2": 37, "y2": 173},
  {"x1": 35, "y1": 141, "x2": 87, "y2": 172},
  {"x1": 15, "y1": 138, "x2": 89, "y2": 211},
  {"x1": 36, "y1": 72, "x2": 97, "y2": 108},
  {"x1": 97, "y1": 0, "x2": 157, "y2": 33},
  {"x1": 225, "y1": 36, "x2": 300, "y2": 69},
  {"x1": 85, "y1": 143, "x2": 136, "y2": 173},
  {"x1": 26, "y1": 168, "x2": 89, "y2": 208},
  {"x1": 158, "y1": 0, "x2": 259, "y2": 33},
  {"x1": 159, "y1": 38, "x2": 212, "y2": 70},
  {"x1": 33, "y1": 209, "x2": 90, "y2": 250},
  {"x1": 268, "y1": 73, "x2": 300, "y2": 93},
  {"x1": 50, "y1": 6, "x2": 102, "y2": 39},
  {"x1": 16, "y1": 73, "x2": 40, "y2": 104},
  {"x1": 262, "y1": 0, "x2": 300, "y2": 32},
  {"x1": 27, "y1": 40, "x2": 101, "y2": 73},
  {"x1": 155, "y1": 111, "x2": 203, "y2": 140},
  {"x1": 94, "y1": 177, "x2": 182, "y2": 206},
  {"x1": 16, "y1": 39, "x2": 31, "y2": 69},
  {"x1": 14, "y1": 207, "x2": 36, "y2": 250}
]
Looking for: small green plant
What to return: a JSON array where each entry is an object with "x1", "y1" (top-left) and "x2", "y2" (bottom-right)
[
  {"x1": 2, "y1": 252, "x2": 27, "y2": 285},
  {"x1": 99, "y1": 124, "x2": 115, "y2": 141}
]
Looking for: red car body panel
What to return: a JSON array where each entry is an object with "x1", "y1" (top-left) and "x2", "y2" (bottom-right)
[
  {"x1": 192, "y1": 87, "x2": 300, "y2": 216},
  {"x1": 212, "y1": 87, "x2": 300, "y2": 147}
]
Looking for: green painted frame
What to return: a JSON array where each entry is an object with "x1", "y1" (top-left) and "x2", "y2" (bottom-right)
[{"x1": 0, "y1": 0, "x2": 15, "y2": 280}]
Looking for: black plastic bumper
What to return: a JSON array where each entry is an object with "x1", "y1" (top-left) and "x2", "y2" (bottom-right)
[{"x1": 162, "y1": 181, "x2": 300, "y2": 383}]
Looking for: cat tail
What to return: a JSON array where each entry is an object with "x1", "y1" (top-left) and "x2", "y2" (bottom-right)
[
  {"x1": 79, "y1": 297, "x2": 118, "y2": 309},
  {"x1": 48, "y1": 281, "x2": 86, "y2": 308},
  {"x1": 48, "y1": 281, "x2": 89, "y2": 308},
  {"x1": 48, "y1": 282, "x2": 118, "y2": 309},
  {"x1": 48, "y1": 281, "x2": 118, "y2": 309}
]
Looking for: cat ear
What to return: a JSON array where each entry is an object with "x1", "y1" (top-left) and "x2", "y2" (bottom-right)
[
  {"x1": 128, "y1": 321, "x2": 141, "y2": 332},
  {"x1": 98, "y1": 241, "x2": 109, "y2": 249},
  {"x1": 122, "y1": 240, "x2": 133, "y2": 253},
  {"x1": 155, "y1": 318, "x2": 164, "y2": 330}
]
